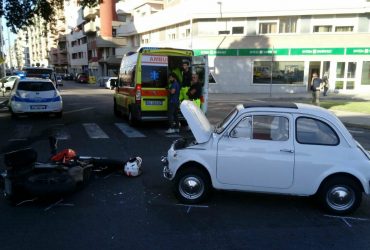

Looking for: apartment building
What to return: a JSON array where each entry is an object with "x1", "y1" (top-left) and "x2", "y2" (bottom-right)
[
  {"x1": 65, "y1": 0, "x2": 89, "y2": 75},
  {"x1": 83, "y1": 0, "x2": 126, "y2": 79},
  {"x1": 115, "y1": 0, "x2": 370, "y2": 94}
]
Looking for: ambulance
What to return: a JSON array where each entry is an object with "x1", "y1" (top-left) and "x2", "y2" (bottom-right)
[{"x1": 112, "y1": 47, "x2": 209, "y2": 125}]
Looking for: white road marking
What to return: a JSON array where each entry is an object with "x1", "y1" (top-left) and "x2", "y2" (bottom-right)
[
  {"x1": 324, "y1": 214, "x2": 370, "y2": 221},
  {"x1": 348, "y1": 129, "x2": 364, "y2": 134},
  {"x1": 9, "y1": 124, "x2": 32, "y2": 141},
  {"x1": 54, "y1": 124, "x2": 70, "y2": 140},
  {"x1": 83, "y1": 123, "x2": 109, "y2": 139},
  {"x1": 114, "y1": 123, "x2": 145, "y2": 138},
  {"x1": 64, "y1": 107, "x2": 94, "y2": 114}
]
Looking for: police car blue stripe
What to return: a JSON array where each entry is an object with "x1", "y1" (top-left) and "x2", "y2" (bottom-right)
[{"x1": 12, "y1": 95, "x2": 61, "y2": 103}]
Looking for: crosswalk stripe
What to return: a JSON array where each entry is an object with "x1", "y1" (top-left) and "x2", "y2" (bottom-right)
[
  {"x1": 83, "y1": 123, "x2": 109, "y2": 139},
  {"x1": 114, "y1": 123, "x2": 146, "y2": 138},
  {"x1": 53, "y1": 124, "x2": 70, "y2": 140},
  {"x1": 9, "y1": 124, "x2": 32, "y2": 141}
]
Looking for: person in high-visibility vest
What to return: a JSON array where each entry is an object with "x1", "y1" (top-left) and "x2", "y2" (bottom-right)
[
  {"x1": 179, "y1": 60, "x2": 191, "y2": 102},
  {"x1": 187, "y1": 73, "x2": 202, "y2": 108}
]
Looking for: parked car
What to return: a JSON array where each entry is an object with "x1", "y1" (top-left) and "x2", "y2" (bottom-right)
[
  {"x1": 56, "y1": 75, "x2": 63, "y2": 86},
  {"x1": 8, "y1": 78, "x2": 63, "y2": 118},
  {"x1": 1, "y1": 76, "x2": 19, "y2": 96},
  {"x1": 162, "y1": 100, "x2": 370, "y2": 215},
  {"x1": 98, "y1": 76, "x2": 117, "y2": 89},
  {"x1": 62, "y1": 73, "x2": 74, "y2": 80},
  {"x1": 76, "y1": 73, "x2": 89, "y2": 83}
]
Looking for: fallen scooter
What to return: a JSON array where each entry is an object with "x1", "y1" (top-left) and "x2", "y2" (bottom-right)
[{"x1": 0, "y1": 137, "x2": 142, "y2": 202}]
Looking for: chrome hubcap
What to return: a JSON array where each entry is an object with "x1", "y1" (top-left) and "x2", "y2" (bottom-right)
[
  {"x1": 179, "y1": 176, "x2": 204, "y2": 200},
  {"x1": 326, "y1": 186, "x2": 355, "y2": 211}
]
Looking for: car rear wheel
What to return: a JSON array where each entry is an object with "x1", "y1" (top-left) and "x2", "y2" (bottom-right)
[
  {"x1": 318, "y1": 176, "x2": 362, "y2": 215},
  {"x1": 173, "y1": 167, "x2": 211, "y2": 204}
]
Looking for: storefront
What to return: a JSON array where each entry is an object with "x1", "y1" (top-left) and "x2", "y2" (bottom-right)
[{"x1": 194, "y1": 47, "x2": 370, "y2": 94}]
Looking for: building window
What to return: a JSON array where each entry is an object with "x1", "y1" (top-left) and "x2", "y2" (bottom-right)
[
  {"x1": 336, "y1": 62, "x2": 345, "y2": 78},
  {"x1": 218, "y1": 30, "x2": 230, "y2": 35},
  {"x1": 232, "y1": 26, "x2": 244, "y2": 34},
  {"x1": 347, "y1": 62, "x2": 357, "y2": 78},
  {"x1": 313, "y1": 25, "x2": 332, "y2": 32},
  {"x1": 186, "y1": 28, "x2": 191, "y2": 37},
  {"x1": 112, "y1": 28, "x2": 117, "y2": 37},
  {"x1": 259, "y1": 22, "x2": 277, "y2": 34},
  {"x1": 361, "y1": 61, "x2": 370, "y2": 85},
  {"x1": 279, "y1": 17, "x2": 297, "y2": 33},
  {"x1": 335, "y1": 26, "x2": 353, "y2": 32},
  {"x1": 253, "y1": 61, "x2": 304, "y2": 84}
]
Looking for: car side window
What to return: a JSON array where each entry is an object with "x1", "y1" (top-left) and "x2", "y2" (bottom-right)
[
  {"x1": 230, "y1": 116, "x2": 252, "y2": 138},
  {"x1": 296, "y1": 117, "x2": 339, "y2": 145},
  {"x1": 230, "y1": 115, "x2": 289, "y2": 141},
  {"x1": 253, "y1": 115, "x2": 289, "y2": 141}
]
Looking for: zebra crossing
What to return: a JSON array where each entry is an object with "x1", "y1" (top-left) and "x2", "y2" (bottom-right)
[{"x1": 7, "y1": 123, "x2": 182, "y2": 141}]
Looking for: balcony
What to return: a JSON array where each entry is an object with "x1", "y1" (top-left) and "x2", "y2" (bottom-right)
[
  {"x1": 83, "y1": 6, "x2": 99, "y2": 20},
  {"x1": 96, "y1": 36, "x2": 127, "y2": 48},
  {"x1": 84, "y1": 21, "x2": 97, "y2": 34}
]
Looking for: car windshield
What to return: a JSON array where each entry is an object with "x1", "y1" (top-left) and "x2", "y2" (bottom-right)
[
  {"x1": 215, "y1": 106, "x2": 240, "y2": 133},
  {"x1": 17, "y1": 81, "x2": 55, "y2": 91}
]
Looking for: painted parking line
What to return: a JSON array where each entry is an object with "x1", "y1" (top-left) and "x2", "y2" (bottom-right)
[
  {"x1": 8, "y1": 124, "x2": 32, "y2": 141},
  {"x1": 115, "y1": 123, "x2": 146, "y2": 138},
  {"x1": 83, "y1": 123, "x2": 109, "y2": 139},
  {"x1": 348, "y1": 129, "x2": 364, "y2": 134}
]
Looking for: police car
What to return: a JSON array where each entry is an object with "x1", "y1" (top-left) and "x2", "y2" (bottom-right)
[{"x1": 8, "y1": 78, "x2": 63, "y2": 118}]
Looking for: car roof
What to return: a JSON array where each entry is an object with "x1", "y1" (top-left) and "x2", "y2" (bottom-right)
[
  {"x1": 18, "y1": 78, "x2": 53, "y2": 83},
  {"x1": 241, "y1": 101, "x2": 342, "y2": 124}
]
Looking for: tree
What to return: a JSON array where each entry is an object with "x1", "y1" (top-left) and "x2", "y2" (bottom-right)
[{"x1": 1, "y1": 0, "x2": 99, "y2": 33}]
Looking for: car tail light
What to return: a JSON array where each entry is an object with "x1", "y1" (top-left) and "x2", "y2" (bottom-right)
[{"x1": 135, "y1": 85, "x2": 142, "y2": 104}]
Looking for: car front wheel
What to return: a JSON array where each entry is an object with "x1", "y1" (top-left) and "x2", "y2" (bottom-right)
[
  {"x1": 174, "y1": 167, "x2": 211, "y2": 204},
  {"x1": 318, "y1": 176, "x2": 362, "y2": 215}
]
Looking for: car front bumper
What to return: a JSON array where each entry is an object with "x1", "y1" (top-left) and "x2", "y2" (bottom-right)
[{"x1": 162, "y1": 156, "x2": 173, "y2": 179}]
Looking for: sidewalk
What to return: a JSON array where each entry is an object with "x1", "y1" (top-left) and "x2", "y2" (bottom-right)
[{"x1": 208, "y1": 91, "x2": 370, "y2": 129}]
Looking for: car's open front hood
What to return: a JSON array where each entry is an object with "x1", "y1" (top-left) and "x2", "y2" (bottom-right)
[{"x1": 180, "y1": 100, "x2": 212, "y2": 143}]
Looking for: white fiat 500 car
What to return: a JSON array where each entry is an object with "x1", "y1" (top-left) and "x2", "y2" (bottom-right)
[
  {"x1": 8, "y1": 78, "x2": 63, "y2": 118},
  {"x1": 162, "y1": 100, "x2": 370, "y2": 215}
]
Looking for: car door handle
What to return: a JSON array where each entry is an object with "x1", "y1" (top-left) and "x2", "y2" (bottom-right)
[{"x1": 280, "y1": 149, "x2": 294, "y2": 153}]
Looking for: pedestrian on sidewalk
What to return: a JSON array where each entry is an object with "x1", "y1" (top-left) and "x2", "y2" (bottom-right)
[
  {"x1": 322, "y1": 74, "x2": 329, "y2": 96},
  {"x1": 310, "y1": 72, "x2": 323, "y2": 106},
  {"x1": 166, "y1": 73, "x2": 181, "y2": 134}
]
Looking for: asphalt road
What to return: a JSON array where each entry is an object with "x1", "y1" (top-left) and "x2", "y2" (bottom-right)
[{"x1": 0, "y1": 81, "x2": 370, "y2": 250}]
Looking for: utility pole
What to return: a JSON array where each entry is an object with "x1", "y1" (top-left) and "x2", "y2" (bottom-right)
[
  {"x1": 7, "y1": 25, "x2": 13, "y2": 72},
  {"x1": 0, "y1": 22, "x2": 6, "y2": 77}
]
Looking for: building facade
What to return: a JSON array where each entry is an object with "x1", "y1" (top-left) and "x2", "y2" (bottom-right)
[
  {"x1": 116, "y1": 0, "x2": 370, "y2": 94},
  {"x1": 83, "y1": 0, "x2": 126, "y2": 79},
  {"x1": 65, "y1": 0, "x2": 89, "y2": 76}
]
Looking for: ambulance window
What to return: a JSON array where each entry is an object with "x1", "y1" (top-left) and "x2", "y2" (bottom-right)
[{"x1": 142, "y1": 65, "x2": 168, "y2": 88}]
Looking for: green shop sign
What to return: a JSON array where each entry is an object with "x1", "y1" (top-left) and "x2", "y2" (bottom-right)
[
  {"x1": 194, "y1": 47, "x2": 370, "y2": 56},
  {"x1": 239, "y1": 48, "x2": 289, "y2": 56},
  {"x1": 290, "y1": 48, "x2": 345, "y2": 55},
  {"x1": 346, "y1": 48, "x2": 370, "y2": 55},
  {"x1": 193, "y1": 49, "x2": 238, "y2": 56}
]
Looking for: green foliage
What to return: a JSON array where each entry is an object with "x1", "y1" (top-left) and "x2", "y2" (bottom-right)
[{"x1": 1, "y1": 0, "x2": 99, "y2": 33}]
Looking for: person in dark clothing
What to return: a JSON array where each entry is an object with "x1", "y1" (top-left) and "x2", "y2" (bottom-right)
[
  {"x1": 187, "y1": 73, "x2": 202, "y2": 108},
  {"x1": 179, "y1": 60, "x2": 192, "y2": 102},
  {"x1": 166, "y1": 73, "x2": 181, "y2": 134}
]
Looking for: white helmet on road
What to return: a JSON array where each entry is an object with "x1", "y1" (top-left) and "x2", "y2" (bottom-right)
[{"x1": 124, "y1": 157, "x2": 143, "y2": 177}]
